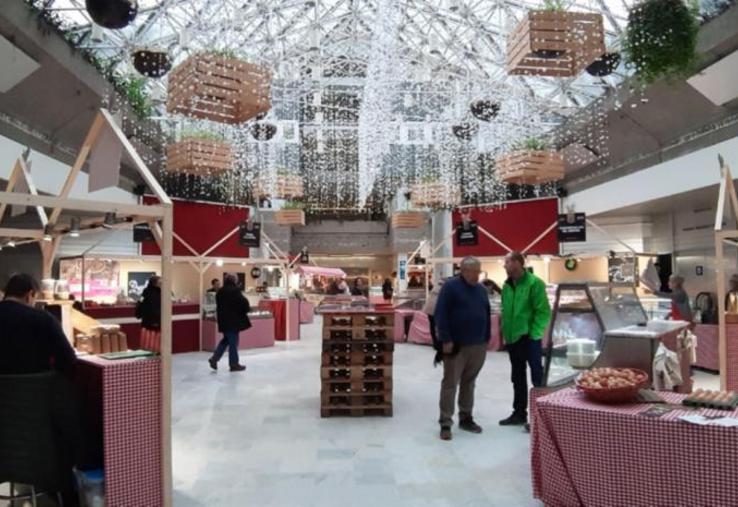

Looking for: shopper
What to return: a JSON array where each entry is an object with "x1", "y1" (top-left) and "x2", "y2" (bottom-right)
[
  {"x1": 422, "y1": 278, "x2": 445, "y2": 366},
  {"x1": 499, "y1": 252, "x2": 551, "y2": 428},
  {"x1": 726, "y1": 274, "x2": 738, "y2": 313},
  {"x1": 208, "y1": 274, "x2": 251, "y2": 372},
  {"x1": 136, "y1": 276, "x2": 162, "y2": 352},
  {"x1": 653, "y1": 275, "x2": 693, "y2": 322},
  {"x1": 338, "y1": 276, "x2": 350, "y2": 295},
  {"x1": 435, "y1": 256, "x2": 490, "y2": 441},
  {"x1": 382, "y1": 278, "x2": 394, "y2": 301},
  {"x1": 0, "y1": 273, "x2": 77, "y2": 375},
  {"x1": 207, "y1": 278, "x2": 221, "y2": 293},
  {"x1": 351, "y1": 278, "x2": 367, "y2": 297}
]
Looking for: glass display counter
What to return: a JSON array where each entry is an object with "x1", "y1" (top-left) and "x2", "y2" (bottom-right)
[{"x1": 544, "y1": 283, "x2": 648, "y2": 387}]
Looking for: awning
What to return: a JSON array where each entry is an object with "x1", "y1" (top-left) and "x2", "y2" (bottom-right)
[{"x1": 295, "y1": 265, "x2": 346, "y2": 278}]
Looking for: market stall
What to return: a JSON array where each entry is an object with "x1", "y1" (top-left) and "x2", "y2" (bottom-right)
[{"x1": 531, "y1": 387, "x2": 738, "y2": 507}]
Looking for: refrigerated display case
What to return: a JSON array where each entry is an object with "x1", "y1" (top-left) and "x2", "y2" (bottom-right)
[{"x1": 543, "y1": 283, "x2": 649, "y2": 387}]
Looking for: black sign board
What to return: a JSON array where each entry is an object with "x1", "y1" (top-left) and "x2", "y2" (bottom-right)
[
  {"x1": 133, "y1": 223, "x2": 155, "y2": 243},
  {"x1": 239, "y1": 221, "x2": 261, "y2": 248},
  {"x1": 557, "y1": 213, "x2": 586, "y2": 242},
  {"x1": 455, "y1": 220, "x2": 479, "y2": 246},
  {"x1": 299, "y1": 248, "x2": 310, "y2": 264}
]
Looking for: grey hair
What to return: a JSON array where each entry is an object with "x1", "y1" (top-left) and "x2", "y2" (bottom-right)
[
  {"x1": 670, "y1": 274, "x2": 684, "y2": 287},
  {"x1": 459, "y1": 256, "x2": 481, "y2": 270}
]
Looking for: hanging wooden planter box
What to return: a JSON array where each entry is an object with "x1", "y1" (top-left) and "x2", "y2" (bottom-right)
[
  {"x1": 165, "y1": 138, "x2": 233, "y2": 176},
  {"x1": 507, "y1": 11, "x2": 604, "y2": 77},
  {"x1": 275, "y1": 209, "x2": 305, "y2": 226},
  {"x1": 254, "y1": 175, "x2": 304, "y2": 199},
  {"x1": 496, "y1": 150, "x2": 565, "y2": 185},
  {"x1": 410, "y1": 182, "x2": 460, "y2": 209},
  {"x1": 391, "y1": 211, "x2": 426, "y2": 229},
  {"x1": 166, "y1": 53, "x2": 271, "y2": 125}
]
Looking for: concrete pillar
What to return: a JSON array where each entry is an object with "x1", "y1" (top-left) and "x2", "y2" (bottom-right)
[{"x1": 432, "y1": 210, "x2": 453, "y2": 282}]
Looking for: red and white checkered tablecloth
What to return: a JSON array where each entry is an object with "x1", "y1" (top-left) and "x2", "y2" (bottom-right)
[
  {"x1": 693, "y1": 324, "x2": 720, "y2": 372},
  {"x1": 531, "y1": 387, "x2": 738, "y2": 507},
  {"x1": 80, "y1": 356, "x2": 162, "y2": 507}
]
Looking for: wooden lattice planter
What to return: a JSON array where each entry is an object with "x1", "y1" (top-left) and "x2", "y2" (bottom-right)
[
  {"x1": 165, "y1": 138, "x2": 233, "y2": 176},
  {"x1": 253, "y1": 175, "x2": 304, "y2": 199},
  {"x1": 410, "y1": 182, "x2": 460, "y2": 209},
  {"x1": 275, "y1": 209, "x2": 305, "y2": 226},
  {"x1": 507, "y1": 11, "x2": 604, "y2": 77},
  {"x1": 496, "y1": 150, "x2": 565, "y2": 185},
  {"x1": 391, "y1": 211, "x2": 426, "y2": 229},
  {"x1": 166, "y1": 53, "x2": 271, "y2": 125}
]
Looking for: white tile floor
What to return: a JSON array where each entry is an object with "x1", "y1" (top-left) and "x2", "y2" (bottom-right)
[{"x1": 171, "y1": 317, "x2": 720, "y2": 507}]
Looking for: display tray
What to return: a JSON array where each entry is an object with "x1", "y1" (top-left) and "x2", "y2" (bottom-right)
[
  {"x1": 98, "y1": 350, "x2": 156, "y2": 360},
  {"x1": 683, "y1": 391, "x2": 738, "y2": 411}
]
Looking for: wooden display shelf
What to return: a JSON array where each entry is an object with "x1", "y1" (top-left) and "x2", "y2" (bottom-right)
[
  {"x1": 321, "y1": 350, "x2": 394, "y2": 367},
  {"x1": 322, "y1": 378, "x2": 393, "y2": 392},
  {"x1": 507, "y1": 11, "x2": 605, "y2": 77},
  {"x1": 275, "y1": 209, "x2": 305, "y2": 226},
  {"x1": 322, "y1": 340, "x2": 395, "y2": 353},
  {"x1": 391, "y1": 211, "x2": 426, "y2": 229},
  {"x1": 320, "y1": 405, "x2": 392, "y2": 418},
  {"x1": 410, "y1": 182, "x2": 460, "y2": 208},
  {"x1": 165, "y1": 138, "x2": 233, "y2": 176},
  {"x1": 496, "y1": 150, "x2": 565, "y2": 185},
  {"x1": 253, "y1": 175, "x2": 304, "y2": 199},
  {"x1": 321, "y1": 365, "x2": 393, "y2": 381},
  {"x1": 166, "y1": 53, "x2": 271, "y2": 125},
  {"x1": 321, "y1": 391, "x2": 393, "y2": 406}
]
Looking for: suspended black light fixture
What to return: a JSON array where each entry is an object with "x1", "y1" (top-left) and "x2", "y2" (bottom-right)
[
  {"x1": 250, "y1": 122, "x2": 278, "y2": 141},
  {"x1": 585, "y1": 52, "x2": 621, "y2": 77},
  {"x1": 451, "y1": 122, "x2": 478, "y2": 141},
  {"x1": 85, "y1": 0, "x2": 138, "y2": 29},
  {"x1": 470, "y1": 100, "x2": 501, "y2": 122},
  {"x1": 132, "y1": 48, "x2": 171, "y2": 78}
]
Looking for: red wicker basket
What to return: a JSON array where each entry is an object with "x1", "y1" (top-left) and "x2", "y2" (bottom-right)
[{"x1": 576, "y1": 368, "x2": 649, "y2": 404}]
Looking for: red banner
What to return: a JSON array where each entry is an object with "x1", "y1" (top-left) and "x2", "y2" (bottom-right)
[
  {"x1": 452, "y1": 198, "x2": 559, "y2": 257},
  {"x1": 142, "y1": 197, "x2": 250, "y2": 258}
]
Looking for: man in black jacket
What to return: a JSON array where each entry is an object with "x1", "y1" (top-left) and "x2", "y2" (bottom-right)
[{"x1": 208, "y1": 274, "x2": 251, "y2": 372}]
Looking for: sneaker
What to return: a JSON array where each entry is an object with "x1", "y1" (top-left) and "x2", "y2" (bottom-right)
[
  {"x1": 459, "y1": 418, "x2": 483, "y2": 434},
  {"x1": 229, "y1": 364, "x2": 247, "y2": 372},
  {"x1": 440, "y1": 426, "x2": 452, "y2": 441},
  {"x1": 208, "y1": 358, "x2": 217, "y2": 371},
  {"x1": 499, "y1": 413, "x2": 527, "y2": 426}
]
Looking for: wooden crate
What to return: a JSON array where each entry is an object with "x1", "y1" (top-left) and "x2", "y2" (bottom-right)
[
  {"x1": 321, "y1": 391, "x2": 393, "y2": 407},
  {"x1": 391, "y1": 211, "x2": 426, "y2": 229},
  {"x1": 166, "y1": 53, "x2": 271, "y2": 124},
  {"x1": 320, "y1": 366, "x2": 392, "y2": 381},
  {"x1": 410, "y1": 182, "x2": 460, "y2": 208},
  {"x1": 165, "y1": 138, "x2": 233, "y2": 176},
  {"x1": 320, "y1": 405, "x2": 392, "y2": 418},
  {"x1": 321, "y1": 378, "x2": 393, "y2": 393},
  {"x1": 361, "y1": 313, "x2": 395, "y2": 327},
  {"x1": 321, "y1": 340, "x2": 394, "y2": 353},
  {"x1": 275, "y1": 209, "x2": 305, "y2": 226},
  {"x1": 253, "y1": 175, "x2": 304, "y2": 199},
  {"x1": 506, "y1": 11, "x2": 604, "y2": 77},
  {"x1": 496, "y1": 150, "x2": 565, "y2": 185},
  {"x1": 321, "y1": 350, "x2": 393, "y2": 367}
]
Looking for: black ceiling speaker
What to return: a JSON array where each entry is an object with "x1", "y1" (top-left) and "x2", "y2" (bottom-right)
[
  {"x1": 470, "y1": 100, "x2": 500, "y2": 122},
  {"x1": 86, "y1": 0, "x2": 138, "y2": 29},
  {"x1": 586, "y1": 52, "x2": 621, "y2": 77},
  {"x1": 452, "y1": 122, "x2": 478, "y2": 141},
  {"x1": 132, "y1": 49, "x2": 171, "y2": 78},
  {"x1": 250, "y1": 123, "x2": 277, "y2": 141}
]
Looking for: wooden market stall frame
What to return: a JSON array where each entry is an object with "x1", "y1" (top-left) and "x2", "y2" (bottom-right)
[{"x1": 0, "y1": 109, "x2": 176, "y2": 507}]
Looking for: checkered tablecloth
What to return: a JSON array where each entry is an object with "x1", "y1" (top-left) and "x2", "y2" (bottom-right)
[
  {"x1": 79, "y1": 356, "x2": 162, "y2": 507},
  {"x1": 693, "y1": 325, "x2": 719, "y2": 372},
  {"x1": 531, "y1": 387, "x2": 738, "y2": 507}
]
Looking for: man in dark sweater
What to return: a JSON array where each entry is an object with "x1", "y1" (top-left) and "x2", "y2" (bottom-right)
[
  {"x1": 0, "y1": 274, "x2": 76, "y2": 375},
  {"x1": 434, "y1": 256, "x2": 491, "y2": 441}
]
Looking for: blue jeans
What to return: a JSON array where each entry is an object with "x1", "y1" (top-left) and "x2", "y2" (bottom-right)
[
  {"x1": 506, "y1": 335, "x2": 543, "y2": 416},
  {"x1": 213, "y1": 331, "x2": 240, "y2": 366}
]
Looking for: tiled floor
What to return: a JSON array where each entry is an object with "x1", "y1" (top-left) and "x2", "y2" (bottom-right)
[{"x1": 171, "y1": 317, "x2": 542, "y2": 507}]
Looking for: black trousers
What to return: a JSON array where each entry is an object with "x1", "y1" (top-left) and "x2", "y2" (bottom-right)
[
  {"x1": 428, "y1": 315, "x2": 437, "y2": 346},
  {"x1": 506, "y1": 335, "x2": 543, "y2": 416}
]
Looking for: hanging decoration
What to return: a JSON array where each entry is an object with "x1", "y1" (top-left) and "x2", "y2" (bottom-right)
[
  {"x1": 470, "y1": 100, "x2": 501, "y2": 122},
  {"x1": 165, "y1": 136, "x2": 233, "y2": 176},
  {"x1": 132, "y1": 48, "x2": 171, "y2": 78},
  {"x1": 451, "y1": 122, "x2": 479, "y2": 141},
  {"x1": 253, "y1": 172, "x2": 303, "y2": 199},
  {"x1": 250, "y1": 122, "x2": 278, "y2": 141},
  {"x1": 585, "y1": 52, "x2": 621, "y2": 77},
  {"x1": 496, "y1": 138, "x2": 564, "y2": 185},
  {"x1": 85, "y1": 0, "x2": 138, "y2": 29}
]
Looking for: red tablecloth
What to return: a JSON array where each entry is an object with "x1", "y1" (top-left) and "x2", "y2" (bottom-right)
[
  {"x1": 299, "y1": 301, "x2": 315, "y2": 324},
  {"x1": 201, "y1": 318, "x2": 275, "y2": 350},
  {"x1": 532, "y1": 387, "x2": 738, "y2": 507},
  {"x1": 258, "y1": 299, "x2": 300, "y2": 341},
  {"x1": 693, "y1": 324, "x2": 719, "y2": 371},
  {"x1": 406, "y1": 311, "x2": 502, "y2": 351}
]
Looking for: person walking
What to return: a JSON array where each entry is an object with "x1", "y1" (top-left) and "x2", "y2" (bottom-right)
[
  {"x1": 498, "y1": 252, "x2": 551, "y2": 428},
  {"x1": 136, "y1": 275, "x2": 162, "y2": 352},
  {"x1": 435, "y1": 256, "x2": 490, "y2": 441},
  {"x1": 208, "y1": 274, "x2": 251, "y2": 372},
  {"x1": 382, "y1": 277, "x2": 394, "y2": 301}
]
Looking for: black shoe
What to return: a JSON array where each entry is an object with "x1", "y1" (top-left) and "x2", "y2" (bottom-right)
[
  {"x1": 525, "y1": 422, "x2": 531, "y2": 433},
  {"x1": 440, "y1": 426, "x2": 452, "y2": 441},
  {"x1": 229, "y1": 364, "x2": 246, "y2": 372},
  {"x1": 499, "y1": 413, "x2": 527, "y2": 426},
  {"x1": 459, "y1": 418, "x2": 483, "y2": 434},
  {"x1": 208, "y1": 358, "x2": 217, "y2": 371}
]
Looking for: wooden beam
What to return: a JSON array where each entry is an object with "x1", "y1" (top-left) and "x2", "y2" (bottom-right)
[
  {"x1": 40, "y1": 236, "x2": 62, "y2": 279},
  {"x1": 0, "y1": 228, "x2": 44, "y2": 239},
  {"x1": 521, "y1": 220, "x2": 557, "y2": 254},
  {"x1": 0, "y1": 158, "x2": 22, "y2": 222},
  {"x1": 478, "y1": 225, "x2": 513, "y2": 253},
  {"x1": 159, "y1": 204, "x2": 174, "y2": 507},
  {"x1": 18, "y1": 157, "x2": 48, "y2": 227},
  {"x1": 49, "y1": 112, "x2": 106, "y2": 225},
  {"x1": 716, "y1": 233, "x2": 728, "y2": 391},
  {"x1": 0, "y1": 191, "x2": 166, "y2": 218}
]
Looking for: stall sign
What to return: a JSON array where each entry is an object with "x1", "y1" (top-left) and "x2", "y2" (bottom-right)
[
  {"x1": 133, "y1": 223, "x2": 155, "y2": 243},
  {"x1": 456, "y1": 220, "x2": 479, "y2": 246},
  {"x1": 239, "y1": 221, "x2": 261, "y2": 248},
  {"x1": 558, "y1": 213, "x2": 586, "y2": 242}
]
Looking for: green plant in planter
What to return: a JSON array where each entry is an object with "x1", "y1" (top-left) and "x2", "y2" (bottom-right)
[
  {"x1": 512, "y1": 137, "x2": 550, "y2": 151},
  {"x1": 623, "y1": 0, "x2": 700, "y2": 84},
  {"x1": 179, "y1": 129, "x2": 225, "y2": 142},
  {"x1": 119, "y1": 76, "x2": 152, "y2": 118},
  {"x1": 541, "y1": 0, "x2": 568, "y2": 11},
  {"x1": 282, "y1": 200, "x2": 305, "y2": 210},
  {"x1": 208, "y1": 48, "x2": 239, "y2": 60}
]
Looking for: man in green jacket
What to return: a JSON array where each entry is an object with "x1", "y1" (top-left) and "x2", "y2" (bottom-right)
[{"x1": 499, "y1": 251, "x2": 551, "y2": 427}]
